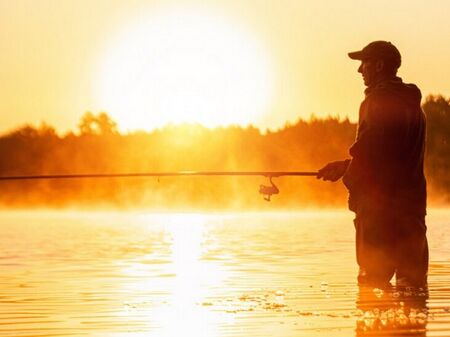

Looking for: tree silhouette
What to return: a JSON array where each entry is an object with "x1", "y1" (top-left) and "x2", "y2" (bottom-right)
[
  {"x1": 0, "y1": 98, "x2": 447, "y2": 209},
  {"x1": 423, "y1": 95, "x2": 450, "y2": 197},
  {"x1": 78, "y1": 112, "x2": 118, "y2": 135}
]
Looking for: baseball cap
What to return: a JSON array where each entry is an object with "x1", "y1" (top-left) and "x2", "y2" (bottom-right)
[{"x1": 348, "y1": 41, "x2": 401, "y2": 68}]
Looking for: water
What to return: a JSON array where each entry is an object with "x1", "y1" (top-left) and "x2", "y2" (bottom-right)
[{"x1": 0, "y1": 210, "x2": 449, "y2": 337}]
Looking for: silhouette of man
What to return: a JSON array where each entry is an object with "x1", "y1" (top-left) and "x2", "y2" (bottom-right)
[{"x1": 317, "y1": 41, "x2": 428, "y2": 288}]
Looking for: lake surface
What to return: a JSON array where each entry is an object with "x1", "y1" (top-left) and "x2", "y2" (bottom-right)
[{"x1": 0, "y1": 210, "x2": 449, "y2": 337}]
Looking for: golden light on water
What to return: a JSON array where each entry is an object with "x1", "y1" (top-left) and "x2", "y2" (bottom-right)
[
  {"x1": 95, "y1": 7, "x2": 275, "y2": 131},
  {"x1": 161, "y1": 214, "x2": 227, "y2": 337},
  {"x1": 119, "y1": 213, "x2": 229, "y2": 337},
  {"x1": 1, "y1": 211, "x2": 449, "y2": 336}
]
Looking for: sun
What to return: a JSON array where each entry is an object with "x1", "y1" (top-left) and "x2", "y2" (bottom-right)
[{"x1": 95, "y1": 7, "x2": 275, "y2": 131}]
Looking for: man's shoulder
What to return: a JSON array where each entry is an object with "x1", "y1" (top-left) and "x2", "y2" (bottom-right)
[
  {"x1": 366, "y1": 78, "x2": 422, "y2": 105},
  {"x1": 364, "y1": 79, "x2": 422, "y2": 116}
]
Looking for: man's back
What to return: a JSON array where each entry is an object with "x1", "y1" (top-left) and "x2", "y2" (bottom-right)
[{"x1": 343, "y1": 77, "x2": 427, "y2": 216}]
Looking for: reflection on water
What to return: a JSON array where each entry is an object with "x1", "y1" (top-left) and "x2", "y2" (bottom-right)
[
  {"x1": 156, "y1": 214, "x2": 225, "y2": 337},
  {"x1": 356, "y1": 286, "x2": 428, "y2": 336},
  {"x1": 0, "y1": 210, "x2": 449, "y2": 337}
]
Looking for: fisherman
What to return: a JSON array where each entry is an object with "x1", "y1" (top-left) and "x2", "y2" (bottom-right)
[{"x1": 317, "y1": 41, "x2": 428, "y2": 288}]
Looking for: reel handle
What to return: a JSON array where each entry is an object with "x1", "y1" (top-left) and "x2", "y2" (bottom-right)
[{"x1": 259, "y1": 176, "x2": 279, "y2": 201}]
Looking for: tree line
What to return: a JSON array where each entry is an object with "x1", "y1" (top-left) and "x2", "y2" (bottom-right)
[{"x1": 0, "y1": 95, "x2": 448, "y2": 209}]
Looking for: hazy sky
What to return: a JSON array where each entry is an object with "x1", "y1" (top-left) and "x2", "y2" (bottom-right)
[{"x1": 1, "y1": 0, "x2": 449, "y2": 134}]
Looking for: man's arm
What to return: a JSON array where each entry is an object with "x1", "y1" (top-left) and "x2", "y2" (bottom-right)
[{"x1": 349, "y1": 96, "x2": 407, "y2": 188}]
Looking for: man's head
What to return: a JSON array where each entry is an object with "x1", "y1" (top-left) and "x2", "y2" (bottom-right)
[{"x1": 348, "y1": 41, "x2": 401, "y2": 86}]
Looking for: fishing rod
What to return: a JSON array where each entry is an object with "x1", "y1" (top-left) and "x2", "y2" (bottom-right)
[{"x1": 0, "y1": 171, "x2": 318, "y2": 201}]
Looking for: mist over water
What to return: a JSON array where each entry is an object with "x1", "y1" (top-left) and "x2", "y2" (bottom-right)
[{"x1": 0, "y1": 210, "x2": 449, "y2": 336}]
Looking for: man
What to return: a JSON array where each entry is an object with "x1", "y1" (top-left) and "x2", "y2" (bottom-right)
[{"x1": 317, "y1": 41, "x2": 428, "y2": 288}]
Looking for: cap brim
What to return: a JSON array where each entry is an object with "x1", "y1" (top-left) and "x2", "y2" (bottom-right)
[{"x1": 348, "y1": 51, "x2": 364, "y2": 60}]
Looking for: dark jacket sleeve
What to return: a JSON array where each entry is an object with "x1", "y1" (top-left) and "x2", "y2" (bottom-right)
[{"x1": 343, "y1": 93, "x2": 409, "y2": 209}]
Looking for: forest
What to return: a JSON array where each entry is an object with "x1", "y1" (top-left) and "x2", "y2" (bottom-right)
[{"x1": 0, "y1": 95, "x2": 448, "y2": 210}]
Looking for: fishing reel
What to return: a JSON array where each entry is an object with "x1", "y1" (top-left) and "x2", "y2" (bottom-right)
[{"x1": 259, "y1": 176, "x2": 279, "y2": 201}]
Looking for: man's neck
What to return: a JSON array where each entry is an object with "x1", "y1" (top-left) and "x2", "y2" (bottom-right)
[{"x1": 365, "y1": 75, "x2": 401, "y2": 95}]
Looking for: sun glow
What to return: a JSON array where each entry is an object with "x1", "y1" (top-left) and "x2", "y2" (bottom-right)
[{"x1": 95, "y1": 7, "x2": 275, "y2": 131}]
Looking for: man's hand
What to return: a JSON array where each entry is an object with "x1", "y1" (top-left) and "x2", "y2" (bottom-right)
[{"x1": 316, "y1": 160, "x2": 350, "y2": 182}]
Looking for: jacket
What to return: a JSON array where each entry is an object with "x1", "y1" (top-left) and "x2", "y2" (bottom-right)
[{"x1": 343, "y1": 77, "x2": 427, "y2": 216}]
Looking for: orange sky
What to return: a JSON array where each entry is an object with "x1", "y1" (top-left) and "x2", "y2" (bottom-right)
[{"x1": 0, "y1": 0, "x2": 449, "y2": 134}]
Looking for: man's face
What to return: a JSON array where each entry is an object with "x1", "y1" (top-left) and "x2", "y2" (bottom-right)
[{"x1": 357, "y1": 58, "x2": 380, "y2": 86}]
